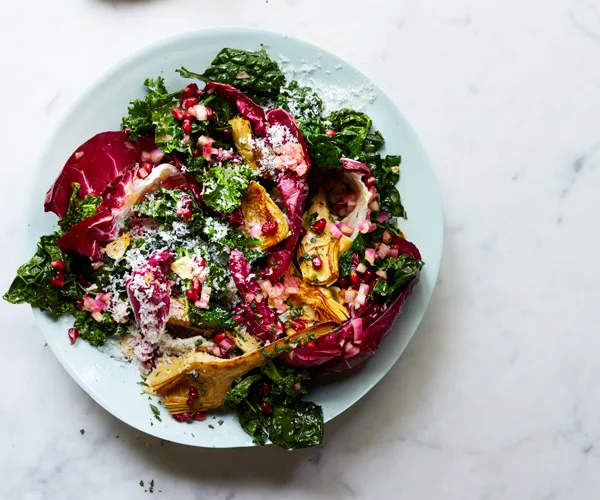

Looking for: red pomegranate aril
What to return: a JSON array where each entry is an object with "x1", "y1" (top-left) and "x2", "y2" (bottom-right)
[
  {"x1": 192, "y1": 148, "x2": 201, "y2": 158},
  {"x1": 191, "y1": 278, "x2": 201, "y2": 293},
  {"x1": 262, "y1": 220, "x2": 278, "y2": 236},
  {"x1": 74, "y1": 298, "x2": 84, "y2": 310},
  {"x1": 306, "y1": 341, "x2": 316, "y2": 348},
  {"x1": 50, "y1": 276, "x2": 65, "y2": 288},
  {"x1": 185, "y1": 289, "x2": 199, "y2": 302},
  {"x1": 312, "y1": 255, "x2": 323, "y2": 270},
  {"x1": 263, "y1": 383, "x2": 272, "y2": 396},
  {"x1": 194, "y1": 412, "x2": 206, "y2": 421},
  {"x1": 260, "y1": 402, "x2": 273, "y2": 416},
  {"x1": 174, "y1": 414, "x2": 184, "y2": 422},
  {"x1": 312, "y1": 218, "x2": 326, "y2": 233},
  {"x1": 214, "y1": 332, "x2": 226, "y2": 344},
  {"x1": 325, "y1": 129, "x2": 337, "y2": 137},
  {"x1": 291, "y1": 320, "x2": 305, "y2": 331},
  {"x1": 299, "y1": 227, "x2": 307, "y2": 240},
  {"x1": 186, "y1": 398, "x2": 194, "y2": 407},
  {"x1": 182, "y1": 83, "x2": 198, "y2": 99},
  {"x1": 362, "y1": 269, "x2": 375, "y2": 282},
  {"x1": 183, "y1": 97, "x2": 198, "y2": 109},
  {"x1": 182, "y1": 119, "x2": 192, "y2": 134},
  {"x1": 171, "y1": 107, "x2": 184, "y2": 121},
  {"x1": 68, "y1": 328, "x2": 79, "y2": 344},
  {"x1": 391, "y1": 243, "x2": 401, "y2": 250},
  {"x1": 333, "y1": 201, "x2": 346, "y2": 213},
  {"x1": 51, "y1": 259, "x2": 66, "y2": 271},
  {"x1": 183, "y1": 111, "x2": 192, "y2": 121},
  {"x1": 364, "y1": 176, "x2": 377, "y2": 188},
  {"x1": 336, "y1": 277, "x2": 349, "y2": 288},
  {"x1": 349, "y1": 270, "x2": 361, "y2": 285},
  {"x1": 182, "y1": 412, "x2": 191, "y2": 421}
]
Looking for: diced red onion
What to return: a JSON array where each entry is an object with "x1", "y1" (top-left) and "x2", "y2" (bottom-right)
[
  {"x1": 219, "y1": 337, "x2": 235, "y2": 352},
  {"x1": 340, "y1": 223, "x2": 355, "y2": 236},
  {"x1": 329, "y1": 223, "x2": 343, "y2": 239},
  {"x1": 351, "y1": 318, "x2": 364, "y2": 344},
  {"x1": 377, "y1": 243, "x2": 390, "y2": 259},
  {"x1": 368, "y1": 186, "x2": 378, "y2": 203},
  {"x1": 283, "y1": 276, "x2": 300, "y2": 294},
  {"x1": 140, "y1": 150, "x2": 152, "y2": 162},
  {"x1": 365, "y1": 248, "x2": 376, "y2": 265},
  {"x1": 368, "y1": 200, "x2": 379, "y2": 211},
  {"x1": 358, "y1": 220, "x2": 371, "y2": 234},
  {"x1": 197, "y1": 135, "x2": 215, "y2": 148},
  {"x1": 389, "y1": 248, "x2": 399, "y2": 258},
  {"x1": 356, "y1": 283, "x2": 369, "y2": 306},
  {"x1": 375, "y1": 269, "x2": 388, "y2": 280},
  {"x1": 377, "y1": 213, "x2": 390, "y2": 222},
  {"x1": 249, "y1": 223, "x2": 262, "y2": 238},
  {"x1": 356, "y1": 263, "x2": 367, "y2": 273},
  {"x1": 151, "y1": 149, "x2": 165, "y2": 164},
  {"x1": 344, "y1": 289, "x2": 356, "y2": 304}
]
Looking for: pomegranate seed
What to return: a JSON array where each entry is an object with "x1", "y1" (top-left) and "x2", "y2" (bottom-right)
[
  {"x1": 186, "y1": 398, "x2": 194, "y2": 407},
  {"x1": 78, "y1": 274, "x2": 91, "y2": 287},
  {"x1": 189, "y1": 388, "x2": 199, "y2": 400},
  {"x1": 291, "y1": 320, "x2": 305, "y2": 331},
  {"x1": 192, "y1": 148, "x2": 201, "y2": 158},
  {"x1": 382, "y1": 230, "x2": 393, "y2": 244},
  {"x1": 183, "y1": 111, "x2": 192, "y2": 121},
  {"x1": 205, "y1": 107, "x2": 214, "y2": 120},
  {"x1": 185, "y1": 289, "x2": 199, "y2": 302},
  {"x1": 306, "y1": 341, "x2": 316, "y2": 348},
  {"x1": 349, "y1": 270, "x2": 361, "y2": 285},
  {"x1": 171, "y1": 107, "x2": 184, "y2": 121},
  {"x1": 262, "y1": 220, "x2": 278, "y2": 237},
  {"x1": 336, "y1": 277, "x2": 349, "y2": 288},
  {"x1": 51, "y1": 260, "x2": 65, "y2": 271},
  {"x1": 214, "y1": 332, "x2": 226, "y2": 343},
  {"x1": 68, "y1": 328, "x2": 79, "y2": 344},
  {"x1": 260, "y1": 402, "x2": 273, "y2": 416},
  {"x1": 312, "y1": 218, "x2": 326, "y2": 233},
  {"x1": 364, "y1": 176, "x2": 377, "y2": 188},
  {"x1": 74, "y1": 298, "x2": 84, "y2": 310},
  {"x1": 182, "y1": 412, "x2": 191, "y2": 420},
  {"x1": 362, "y1": 269, "x2": 375, "y2": 282},
  {"x1": 183, "y1": 97, "x2": 198, "y2": 109},
  {"x1": 182, "y1": 119, "x2": 192, "y2": 134},
  {"x1": 182, "y1": 83, "x2": 199, "y2": 99},
  {"x1": 50, "y1": 276, "x2": 65, "y2": 288},
  {"x1": 232, "y1": 313, "x2": 244, "y2": 323},
  {"x1": 191, "y1": 278, "x2": 201, "y2": 293},
  {"x1": 177, "y1": 208, "x2": 192, "y2": 220},
  {"x1": 391, "y1": 243, "x2": 401, "y2": 250},
  {"x1": 312, "y1": 256, "x2": 323, "y2": 270},
  {"x1": 174, "y1": 414, "x2": 184, "y2": 422},
  {"x1": 325, "y1": 129, "x2": 337, "y2": 137},
  {"x1": 299, "y1": 227, "x2": 307, "y2": 240},
  {"x1": 333, "y1": 201, "x2": 346, "y2": 213},
  {"x1": 263, "y1": 383, "x2": 272, "y2": 396},
  {"x1": 194, "y1": 412, "x2": 206, "y2": 421}
]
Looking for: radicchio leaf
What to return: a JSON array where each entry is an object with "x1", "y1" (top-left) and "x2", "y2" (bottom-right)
[
  {"x1": 126, "y1": 249, "x2": 174, "y2": 351},
  {"x1": 44, "y1": 132, "x2": 156, "y2": 218},
  {"x1": 340, "y1": 157, "x2": 372, "y2": 176},
  {"x1": 229, "y1": 249, "x2": 278, "y2": 343},
  {"x1": 58, "y1": 164, "x2": 186, "y2": 260}
]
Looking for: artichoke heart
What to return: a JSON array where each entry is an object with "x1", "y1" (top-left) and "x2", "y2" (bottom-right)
[
  {"x1": 229, "y1": 116, "x2": 259, "y2": 170},
  {"x1": 297, "y1": 189, "x2": 343, "y2": 286},
  {"x1": 241, "y1": 181, "x2": 290, "y2": 251},
  {"x1": 286, "y1": 274, "x2": 349, "y2": 326},
  {"x1": 146, "y1": 322, "x2": 337, "y2": 414}
]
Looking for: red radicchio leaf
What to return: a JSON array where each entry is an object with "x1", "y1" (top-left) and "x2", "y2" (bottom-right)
[
  {"x1": 58, "y1": 164, "x2": 187, "y2": 260},
  {"x1": 126, "y1": 249, "x2": 174, "y2": 343},
  {"x1": 340, "y1": 157, "x2": 372, "y2": 177},
  {"x1": 44, "y1": 132, "x2": 156, "y2": 218},
  {"x1": 229, "y1": 249, "x2": 278, "y2": 343},
  {"x1": 203, "y1": 82, "x2": 267, "y2": 136}
]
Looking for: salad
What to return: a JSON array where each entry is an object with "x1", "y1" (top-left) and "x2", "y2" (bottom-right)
[{"x1": 4, "y1": 47, "x2": 424, "y2": 450}]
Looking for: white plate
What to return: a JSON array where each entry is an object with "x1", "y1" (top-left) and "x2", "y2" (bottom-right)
[{"x1": 27, "y1": 28, "x2": 443, "y2": 447}]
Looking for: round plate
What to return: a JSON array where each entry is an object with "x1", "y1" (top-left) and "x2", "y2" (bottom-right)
[{"x1": 27, "y1": 28, "x2": 443, "y2": 447}]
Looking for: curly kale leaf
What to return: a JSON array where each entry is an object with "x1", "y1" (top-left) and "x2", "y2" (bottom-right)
[
  {"x1": 187, "y1": 305, "x2": 237, "y2": 331},
  {"x1": 370, "y1": 154, "x2": 407, "y2": 219},
  {"x1": 58, "y1": 183, "x2": 101, "y2": 232},
  {"x1": 201, "y1": 164, "x2": 255, "y2": 214},
  {"x1": 372, "y1": 254, "x2": 424, "y2": 302},
  {"x1": 276, "y1": 81, "x2": 323, "y2": 122},
  {"x1": 73, "y1": 310, "x2": 127, "y2": 347},
  {"x1": 178, "y1": 47, "x2": 285, "y2": 100},
  {"x1": 3, "y1": 233, "x2": 78, "y2": 318}
]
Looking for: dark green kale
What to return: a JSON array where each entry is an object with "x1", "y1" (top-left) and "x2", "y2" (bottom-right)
[
  {"x1": 328, "y1": 109, "x2": 372, "y2": 158},
  {"x1": 134, "y1": 188, "x2": 199, "y2": 223},
  {"x1": 177, "y1": 47, "x2": 285, "y2": 101},
  {"x1": 58, "y1": 183, "x2": 101, "y2": 232},
  {"x1": 121, "y1": 77, "x2": 180, "y2": 141},
  {"x1": 201, "y1": 164, "x2": 255, "y2": 214},
  {"x1": 187, "y1": 305, "x2": 237, "y2": 330},
  {"x1": 3, "y1": 233, "x2": 78, "y2": 318},
  {"x1": 73, "y1": 310, "x2": 127, "y2": 347},
  {"x1": 338, "y1": 233, "x2": 369, "y2": 276},
  {"x1": 276, "y1": 81, "x2": 323, "y2": 122},
  {"x1": 225, "y1": 360, "x2": 324, "y2": 450},
  {"x1": 371, "y1": 254, "x2": 424, "y2": 302},
  {"x1": 370, "y1": 154, "x2": 407, "y2": 219}
]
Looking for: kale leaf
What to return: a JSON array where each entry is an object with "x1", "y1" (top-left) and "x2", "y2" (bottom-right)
[
  {"x1": 3, "y1": 233, "x2": 78, "y2": 318},
  {"x1": 178, "y1": 48, "x2": 285, "y2": 101},
  {"x1": 73, "y1": 310, "x2": 127, "y2": 347},
  {"x1": 328, "y1": 109, "x2": 372, "y2": 158},
  {"x1": 59, "y1": 183, "x2": 101, "y2": 232},
  {"x1": 201, "y1": 164, "x2": 255, "y2": 214},
  {"x1": 187, "y1": 305, "x2": 237, "y2": 330},
  {"x1": 338, "y1": 233, "x2": 368, "y2": 276},
  {"x1": 276, "y1": 81, "x2": 323, "y2": 122},
  {"x1": 370, "y1": 154, "x2": 407, "y2": 219},
  {"x1": 121, "y1": 77, "x2": 179, "y2": 141},
  {"x1": 372, "y1": 254, "x2": 424, "y2": 302}
]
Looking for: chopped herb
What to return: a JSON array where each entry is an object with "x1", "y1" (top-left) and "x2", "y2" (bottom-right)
[
  {"x1": 208, "y1": 424, "x2": 215, "y2": 429},
  {"x1": 79, "y1": 429, "x2": 85, "y2": 435},
  {"x1": 150, "y1": 404, "x2": 162, "y2": 422},
  {"x1": 218, "y1": 420, "x2": 224, "y2": 426}
]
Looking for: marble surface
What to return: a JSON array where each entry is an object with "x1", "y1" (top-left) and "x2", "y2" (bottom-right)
[{"x1": 1, "y1": 0, "x2": 600, "y2": 498}]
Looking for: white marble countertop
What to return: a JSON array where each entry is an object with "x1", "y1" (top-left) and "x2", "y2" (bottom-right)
[{"x1": 2, "y1": 0, "x2": 600, "y2": 498}]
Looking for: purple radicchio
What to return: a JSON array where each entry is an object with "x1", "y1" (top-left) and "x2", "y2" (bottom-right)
[
  {"x1": 229, "y1": 249, "x2": 279, "y2": 343},
  {"x1": 126, "y1": 250, "x2": 174, "y2": 360},
  {"x1": 45, "y1": 132, "x2": 156, "y2": 218},
  {"x1": 58, "y1": 164, "x2": 186, "y2": 260}
]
